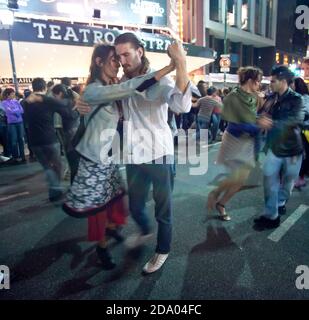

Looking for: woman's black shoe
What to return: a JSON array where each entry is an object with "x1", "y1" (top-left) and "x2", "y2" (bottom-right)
[
  {"x1": 254, "y1": 216, "x2": 280, "y2": 229},
  {"x1": 96, "y1": 246, "x2": 116, "y2": 270},
  {"x1": 106, "y1": 228, "x2": 125, "y2": 243}
]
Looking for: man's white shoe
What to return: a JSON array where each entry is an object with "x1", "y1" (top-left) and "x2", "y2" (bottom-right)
[
  {"x1": 0, "y1": 155, "x2": 10, "y2": 163},
  {"x1": 125, "y1": 233, "x2": 153, "y2": 249},
  {"x1": 142, "y1": 253, "x2": 169, "y2": 274}
]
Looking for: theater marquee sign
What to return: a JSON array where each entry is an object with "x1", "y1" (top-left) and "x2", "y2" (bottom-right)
[{"x1": 0, "y1": 19, "x2": 175, "y2": 53}]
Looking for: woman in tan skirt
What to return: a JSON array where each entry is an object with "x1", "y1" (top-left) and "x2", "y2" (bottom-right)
[{"x1": 207, "y1": 67, "x2": 272, "y2": 221}]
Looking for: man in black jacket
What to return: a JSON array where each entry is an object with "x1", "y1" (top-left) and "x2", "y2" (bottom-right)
[
  {"x1": 254, "y1": 65, "x2": 304, "y2": 229},
  {"x1": 23, "y1": 78, "x2": 74, "y2": 202}
]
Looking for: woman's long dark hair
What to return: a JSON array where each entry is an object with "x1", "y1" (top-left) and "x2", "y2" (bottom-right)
[
  {"x1": 86, "y1": 44, "x2": 115, "y2": 85},
  {"x1": 294, "y1": 77, "x2": 309, "y2": 95},
  {"x1": 52, "y1": 84, "x2": 74, "y2": 100}
]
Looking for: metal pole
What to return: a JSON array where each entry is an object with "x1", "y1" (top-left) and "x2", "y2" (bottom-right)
[
  {"x1": 224, "y1": 0, "x2": 228, "y2": 86},
  {"x1": 7, "y1": 27, "x2": 18, "y2": 94}
]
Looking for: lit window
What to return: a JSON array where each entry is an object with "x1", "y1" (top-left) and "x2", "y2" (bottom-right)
[
  {"x1": 227, "y1": 0, "x2": 237, "y2": 27},
  {"x1": 284, "y1": 55, "x2": 289, "y2": 65},
  {"x1": 241, "y1": 0, "x2": 250, "y2": 30}
]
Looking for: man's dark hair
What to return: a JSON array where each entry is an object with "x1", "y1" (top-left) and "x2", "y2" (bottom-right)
[
  {"x1": 207, "y1": 86, "x2": 217, "y2": 96},
  {"x1": 197, "y1": 80, "x2": 207, "y2": 97},
  {"x1": 32, "y1": 78, "x2": 46, "y2": 92},
  {"x1": 61, "y1": 77, "x2": 72, "y2": 87},
  {"x1": 271, "y1": 65, "x2": 294, "y2": 85},
  {"x1": 114, "y1": 32, "x2": 144, "y2": 49},
  {"x1": 23, "y1": 89, "x2": 31, "y2": 98}
]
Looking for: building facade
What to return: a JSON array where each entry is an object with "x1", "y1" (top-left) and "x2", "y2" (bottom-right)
[
  {"x1": 0, "y1": 0, "x2": 214, "y2": 82},
  {"x1": 264, "y1": 0, "x2": 308, "y2": 76},
  {"x1": 204, "y1": 0, "x2": 278, "y2": 75}
]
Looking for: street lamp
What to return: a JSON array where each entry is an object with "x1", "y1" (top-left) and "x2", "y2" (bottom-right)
[
  {"x1": 0, "y1": 8, "x2": 18, "y2": 93},
  {"x1": 224, "y1": 0, "x2": 228, "y2": 86}
]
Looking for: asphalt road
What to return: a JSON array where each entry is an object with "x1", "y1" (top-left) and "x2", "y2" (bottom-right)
[{"x1": 0, "y1": 143, "x2": 309, "y2": 300}]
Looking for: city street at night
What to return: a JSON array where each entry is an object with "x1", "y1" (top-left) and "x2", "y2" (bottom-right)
[
  {"x1": 1, "y1": 0, "x2": 309, "y2": 306},
  {"x1": 1, "y1": 143, "x2": 308, "y2": 300}
]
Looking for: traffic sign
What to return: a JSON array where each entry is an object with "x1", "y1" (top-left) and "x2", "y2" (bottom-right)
[
  {"x1": 219, "y1": 57, "x2": 231, "y2": 68},
  {"x1": 220, "y1": 67, "x2": 230, "y2": 72}
]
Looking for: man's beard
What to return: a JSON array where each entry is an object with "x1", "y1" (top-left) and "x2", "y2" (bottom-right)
[{"x1": 123, "y1": 64, "x2": 142, "y2": 78}]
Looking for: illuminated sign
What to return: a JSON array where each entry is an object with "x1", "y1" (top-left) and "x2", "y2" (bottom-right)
[
  {"x1": 0, "y1": 19, "x2": 215, "y2": 60},
  {"x1": 4, "y1": 0, "x2": 167, "y2": 26},
  {"x1": 289, "y1": 64, "x2": 303, "y2": 77},
  {"x1": 130, "y1": 0, "x2": 165, "y2": 17},
  {"x1": 0, "y1": 19, "x2": 173, "y2": 52},
  {"x1": 0, "y1": 78, "x2": 33, "y2": 84}
]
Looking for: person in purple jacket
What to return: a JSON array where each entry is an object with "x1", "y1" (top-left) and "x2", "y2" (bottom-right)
[{"x1": 2, "y1": 88, "x2": 26, "y2": 164}]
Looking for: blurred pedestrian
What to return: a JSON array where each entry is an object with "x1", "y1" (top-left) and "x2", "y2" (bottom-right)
[
  {"x1": 291, "y1": 77, "x2": 309, "y2": 189},
  {"x1": 207, "y1": 67, "x2": 272, "y2": 221},
  {"x1": 20, "y1": 89, "x2": 36, "y2": 161},
  {"x1": 254, "y1": 66, "x2": 304, "y2": 229},
  {"x1": 2, "y1": 88, "x2": 26, "y2": 164},
  {"x1": 0, "y1": 88, "x2": 10, "y2": 161},
  {"x1": 51, "y1": 84, "x2": 80, "y2": 182},
  {"x1": 24, "y1": 78, "x2": 74, "y2": 202}
]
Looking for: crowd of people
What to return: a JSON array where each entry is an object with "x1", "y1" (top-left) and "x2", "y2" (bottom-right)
[
  {"x1": 0, "y1": 79, "x2": 83, "y2": 166},
  {"x1": 1, "y1": 33, "x2": 309, "y2": 275}
]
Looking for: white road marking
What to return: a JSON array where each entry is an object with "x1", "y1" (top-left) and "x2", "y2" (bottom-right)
[
  {"x1": 0, "y1": 191, "x2": 30, "y2": 202},
  {"x1": 268, "y1": 205, "x2": 309, "y2": 242},
  {"x1": 209, "y1": 141, "x2": 222, "y2": 147}
]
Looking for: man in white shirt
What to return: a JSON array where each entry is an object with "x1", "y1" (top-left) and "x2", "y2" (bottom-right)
[{"x1": 114, "y1": 33, "x2": 191, "y2": 274}]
